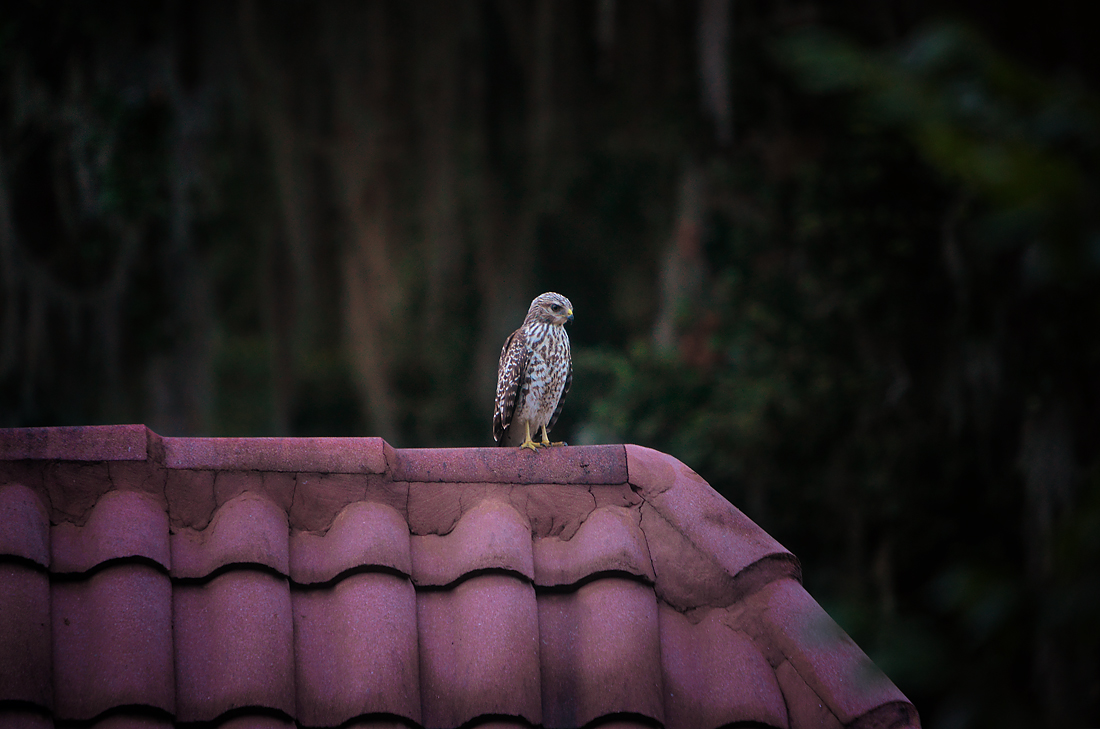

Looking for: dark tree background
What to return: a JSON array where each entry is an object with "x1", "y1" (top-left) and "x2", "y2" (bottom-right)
[{"x1": 1, "y1": 2, "x2": 1097, "y2": 727}]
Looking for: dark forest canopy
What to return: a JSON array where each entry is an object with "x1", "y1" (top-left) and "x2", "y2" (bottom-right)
[{"x1": 1, "y1": 2, "x2": 1098, "y2": 727}]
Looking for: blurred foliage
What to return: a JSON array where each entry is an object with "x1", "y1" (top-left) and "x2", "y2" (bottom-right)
[
  {"x1": 1, "y1": 3, "x2": 1098, "y2": 727},
  {"x1": 577, "y1": 19, "x2": 1100, "y2": 728}
]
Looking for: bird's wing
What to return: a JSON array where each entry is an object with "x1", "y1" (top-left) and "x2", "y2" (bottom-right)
[
  {"x1": 546, "y1": 359, "x2": 572, "y2": 434},
  {"x1": 493, "y1": 328, "x2": 528, "y2": 443}
]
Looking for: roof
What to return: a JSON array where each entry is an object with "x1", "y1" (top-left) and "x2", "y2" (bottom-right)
[{"x1": 0, "y1": 424, "x2": 919, "y2": 729}]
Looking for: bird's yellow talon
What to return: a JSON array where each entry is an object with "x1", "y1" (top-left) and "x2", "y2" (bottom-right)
[{"x1": 518, "y1": 421, "x2": 543, "y2": 452}]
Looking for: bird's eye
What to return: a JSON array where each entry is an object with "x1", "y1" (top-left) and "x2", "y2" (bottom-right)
[{"x1": 550, "y1": 304, "x2": 561, "y2": 312}]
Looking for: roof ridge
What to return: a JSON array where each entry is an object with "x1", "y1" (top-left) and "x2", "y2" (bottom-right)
[{"x1": 0, "y1": 424, "x2": 919, "y2": 729}]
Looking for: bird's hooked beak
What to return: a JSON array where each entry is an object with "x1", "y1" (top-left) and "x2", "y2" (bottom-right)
[{"x1": 566, "y1": 308, "x2": 574, "y2": 323}]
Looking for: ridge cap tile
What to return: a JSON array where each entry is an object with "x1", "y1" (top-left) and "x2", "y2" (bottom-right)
[
  {"x1": 163, "y1": 435, "x2": 386, "y2": 473},
  {"x1": 393, "y1": 444, "x2": 627, "y2": 484},
  {"x1": 775, "y1": 659, "x2": 845, "y2": 729},
  {"x1": 0, "y1": 424, "x2": 149, "y2": 462},
  {"x1": 754, "y1": 578, "x2": 913, "y2": 726},
  {"x1": 629, "y1": 446, "x2": 797, "y2": 612}
]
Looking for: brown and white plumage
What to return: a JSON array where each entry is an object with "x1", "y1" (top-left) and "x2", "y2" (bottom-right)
[{"x1": 493, "y1": 292, "x2": 573, "y2": 450}]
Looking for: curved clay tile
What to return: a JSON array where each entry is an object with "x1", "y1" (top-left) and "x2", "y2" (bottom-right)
[
  {"x1": 0, "y1": 562, "x2": 51, "y2": 710},
  {"x1": 52, "y1": 564, "x2": 174, "y2": 721},
  {"x1": 0, "y1": 425, "x2": 920, "y2": 729},
  {"x1": 171, "y1": 492, "x2": 289, "y2": 580},
  {"x1": 293, "y1": 571, "x2": 421, "y2": 727},
  {"x1": 0, "y1": 482, "x2": 50, "y2": 567},
  {"x1": 539, "y1": 576, "x2": 665, "y2": 728},
  {"x1": 411, "y1": 497, "x2": 534, "y2": 586},
  {"x1": 532, "y1": 505, "x2": 654, "y2": 587},
  {"x1": 51, "y1": 489, "x2": 170, "y2": 574},
  {"x1": 173, "y1": 570, "x2": 295, "y2": 723},
  {"x1": 418, "y1": 574, "x2": 542, "y2": 728},
  {"x1": 659, "y1": 604, "x2": 788, "y2": 728},
  {"x1": 290, "y1": 500, "x2": 412, "y2": 584}
]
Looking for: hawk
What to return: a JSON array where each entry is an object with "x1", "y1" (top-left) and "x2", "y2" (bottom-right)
[{"x1": 493, "y1": 292, "x2": 574, "y2": 451}]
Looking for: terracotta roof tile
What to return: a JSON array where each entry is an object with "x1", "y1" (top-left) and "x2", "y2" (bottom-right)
[
  {"x1": 407, "y1": 481, "x2": 502, "y2": 536},
  {"x1": 418, "y1": 574, "x2": 542, "y2": 728},
  {"x1": 293, "y1": 571, "x2": 421, "y2": 726},
  {"x1": 52, "y1": 564, "x2": 175, "y2": 721},
  {"x1": 0, "y1": 709, "x2": 53, "y2": 729},
  {"x1": 0, "y1": 424, "x2": 149, "y2": 461},
  {"x1": 538, "y1": 577, "x2": 664, "y2": 728},
  {"x1": 0, "y1": 483, "x2": 50, "y2": 566},
  {"x1": 775, "y1": 659, "x2": 846, "y2": 729},
  {"x1": 173, "y1": 571, "x2": 295, "y2": 723},
  {"x1": 106, "y1": 458, "x2": 169, "y2": 498},
  {"x1": 215, "y1": 470, "x2": 296, "y2": 513},
  {"x1": 291, "y1": 472, "x2": 405, "y2": 532},
  {"x1": 659, "y1": 604, "x2": 788, "y2": 729},
  {"x1": 87, "y1": 718, "x2": 175, "y2": 729},
  {"x1": 290, "y1": 500, "x2": 412, "y2": 584},
  {"x1": 164, "y1": 468, "x2": 216, "y2": 531},
  {"x1": 629, "y1": 444, "x2": 800, "y2": 614},
  {"x1": 520, "y1": 482, "x2": 602, "y2": 539},
  {"x1": 393, "y1": 444, "x2": 628, "y2": 484},
  {"x1": 0, "y1": 425, "x2": 919, "y2": 729},
  {"x1": 0, "y1": 563, "x2": 51, "y2": 708},
  {"x1": 170, "y1": 493, "x2": 289, "y2": 579},
  {"x1": 218, "y1": 718, "x2": 295, "y2": 729},
  {"x1": 45, "y1": 462, "x2": 114, "y2": 524},
  {"x1": 163, "y1": 435, "x2": 386, "y2": 473},
  {"x1": 749, "y1": 578, "x2": 910, "y2": 726},
  {"x1": 412, "y1": 498, "x2": 534, "y2": 586},
  {"x1": 51, "y1": 490, "x2": 170, "y2": 574},
  {"x1": 532, "y1": 505, "x2": 653, "y2": 587}
]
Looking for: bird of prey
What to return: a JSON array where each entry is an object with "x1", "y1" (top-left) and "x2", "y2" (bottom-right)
[{"x1": 493, "y1": 292, "x2": 574, "y2": 451}]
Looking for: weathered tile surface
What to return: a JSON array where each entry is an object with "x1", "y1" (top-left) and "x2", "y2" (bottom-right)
[
  {"x1": 52, "y1": 564, "x2": 174, "y2": 720},
  {"x1": 294, "y1": 572, "x2": 421, "y2": 727},
  {"x1": 0, "y1": 425, "x2": 919, "y2": 729},
  {"x1": 0, "y1": 563, "x2": 51, "y2": 708}
]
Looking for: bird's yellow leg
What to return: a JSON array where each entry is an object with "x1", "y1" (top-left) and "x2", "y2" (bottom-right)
[
  {"x1": 519, "y1": 421, "x2": 542, "y2": 452},
  {"x1": 541, "y1": 424, "x2": 567, "y2": 447}
]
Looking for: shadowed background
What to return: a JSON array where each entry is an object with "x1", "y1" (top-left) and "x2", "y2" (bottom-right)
[{"x1": 1, "y1": 1, "x2": 1097, "y2": 727}]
